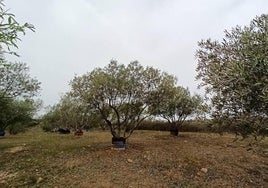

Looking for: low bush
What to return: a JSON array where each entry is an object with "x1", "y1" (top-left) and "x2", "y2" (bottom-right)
[
  {"x1": 137, "y1": 119, "x2": 212, "y2": 133},
  {"x1": 41, "y1": 123, "x2": 55, "y2": 132}
]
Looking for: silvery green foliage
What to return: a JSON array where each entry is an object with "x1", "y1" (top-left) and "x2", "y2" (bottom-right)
[
  {"x1": 196, "y1": 14, "x2": 268, "y2": 138},
  {"x1": 0, "y1": 62, "x2": 40, "y2": 99},
  {"x1": 70, "y1": 60, "x2": 176, "y2": 138},
  {"x1": 152, "y1": 85, "x2": 205, "y2": 132}
]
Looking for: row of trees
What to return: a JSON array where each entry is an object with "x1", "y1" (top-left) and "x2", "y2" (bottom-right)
[
  {"x1": 43, "y1": 61, "x2": 204, "y2": 138},
  {"x1": 0, "y1": 0, "x2": 40, "y2": 134},
  {"x1": 1, "y1": 0, "x2": 266, "y2": 141},
  {"x1": 43, "y1": 14, "x2": 267, "y2": 141}
]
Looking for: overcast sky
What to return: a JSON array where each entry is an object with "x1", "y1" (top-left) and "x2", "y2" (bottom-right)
[{"x1": 5, "y1": 0, "x2": 268, "y2": 108}]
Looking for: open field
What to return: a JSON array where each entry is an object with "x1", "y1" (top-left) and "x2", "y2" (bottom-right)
[{"x1": 0, "y1": 128, "x2": 267, "y2": 188}]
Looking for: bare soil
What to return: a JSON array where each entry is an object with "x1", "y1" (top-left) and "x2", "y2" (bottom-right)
[{"x1": 0, "y1": 128, "x2": 267, "y2": 187}]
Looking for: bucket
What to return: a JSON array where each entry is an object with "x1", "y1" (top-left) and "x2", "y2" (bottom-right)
[
  {"x1": 0, "y1": 130, "x2": 5, "y2": 136},
  {"x1": 170, "y1": 129, "x2": 179, "y2": 136},
  {"x1": 112, "y1": 137, "x2": 126, "y2": 150}
]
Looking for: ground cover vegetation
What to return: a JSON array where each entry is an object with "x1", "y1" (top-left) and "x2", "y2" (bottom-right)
[{"x1": 0, "y1": 128, "x2": 267, "y2": 187}]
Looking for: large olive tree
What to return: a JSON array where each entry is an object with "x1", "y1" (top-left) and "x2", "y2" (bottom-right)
[
  {"x1": 70, "y1": 61, "x2": 176, "y2": 139},
  {"x1": 196, "y1": 14, "x2": 268, "y2": 138}
]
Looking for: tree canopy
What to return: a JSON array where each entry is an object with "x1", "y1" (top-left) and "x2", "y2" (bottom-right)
[
  {"x1": 70, "y1": 60, "x2": 177, "y2": 138},
  {"x1": 41, "y1": 94, "x2": 103, "y2": 132},
  {"x1": 0, "y1": 1, "x2": 39, "y2": 100},
  {"x1": 0, "y1": 63, "x2": 41, "y2": 132},
  {"x1": 153, "y1": 86, "x2": 204, "y2": 134},
  {"x1": 0, "y1": 97, "x2": 40, "y2": 133},
  {"x1": 196, "y1": 14, "x2": 268, "y2": 138},
  {"x1": 0, "y1": 62, "x2": 40, "y2": 99},
  {"x1": 0, "y1": 1, "x2": 39, "y2": 134}
]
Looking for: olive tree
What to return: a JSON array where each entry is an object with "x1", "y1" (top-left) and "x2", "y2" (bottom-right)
[
  {"x1": 0, "y1": 62, "x2": 40, "y2": 99},
  {"x1": 0, "y1": 98, "x2": 40, "y2": 134},
  {"x1": 70, "y1": 61, "x2": 176, "y2": 139},
  {"x1": 153, "y1": 86, "x2": 204, "y2": 136},
  {"x1": 58, "y1": 94, "x2": 103, "y2": 131},
  {"x1": 41, "y1": 105, "x2": 61, "y2": 132},
  {"x1": 0, "y1": 1, "x2": 38, "y2": 99},
  {"x1": 196, "y1": 14, "x2": 268, "y2": 138},
  {"x1": 0, "y1": 1, "x2": 39, "y2": 135},
  {"x1": 41, "y1": 95, "x2": 104, "y2": 132},
  {"x1": 0, "y1": 62, "x2": 40, "y2": 134}
]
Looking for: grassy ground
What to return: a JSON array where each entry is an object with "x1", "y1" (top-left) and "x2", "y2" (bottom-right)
[{"x1": 0, "y1": 127, "x2": 267, "y2": 188}]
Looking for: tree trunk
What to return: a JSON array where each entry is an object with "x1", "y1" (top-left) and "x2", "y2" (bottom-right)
[
  {"x1": 170, "y1": 123, "x2": 179, "y2": 136},
  {"x1": 170, "y1": 128, "x2": 179, "y2": 136}
]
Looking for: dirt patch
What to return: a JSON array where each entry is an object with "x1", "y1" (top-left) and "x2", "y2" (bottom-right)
[
  {"x1": 0, "y1": 171, "x2": 18, "y2": 185},
  {"x1": 65, "y1": 159, "x2": 85, "y2": 168},
  {"x1": 5, "y1": 146, "x2": 26, "y2": 153},
  {"x1": 0, "y1": 130, "x2": 267, "y2": 187}
]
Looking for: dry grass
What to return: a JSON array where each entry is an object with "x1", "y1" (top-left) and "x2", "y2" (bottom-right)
[{"x1": 0, "y1": 127, "x2": 267, "y2": 187}]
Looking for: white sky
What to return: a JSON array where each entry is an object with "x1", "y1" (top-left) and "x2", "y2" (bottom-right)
[{"x1": 4, "y1": 0, "x2": 268, "y2": 108}]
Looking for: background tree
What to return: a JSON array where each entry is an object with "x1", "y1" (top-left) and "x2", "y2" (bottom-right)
[
  {"x1": 196, "y1": 14, "x2": 268, "y2": 139},
  {"x1": 57, "y1": 94, "x2": 103, "y2": 131},
  {"x1": 41, "y1": 95, "x2": 103, "y2": 132},
  {"x1": 0, "y1": 98, "x2": 40, "y2": 134},
  {"x1": 0, "y1": 63, "x2": 40, "y2": 135},
  {"x1": 41, "y1": 105, "x2": 61, "y2": 132},
  {"x1": 70, "y1": 60, "x2": 177, "y2": 140},
  {"x1": 0, "y1": 62, "x2": 40, "y2": 99},
  {"x1": 153, "y1": 86, "x2": 204, "y2": 136}
]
